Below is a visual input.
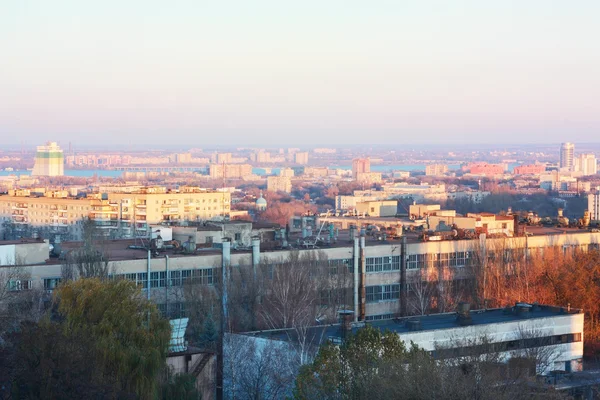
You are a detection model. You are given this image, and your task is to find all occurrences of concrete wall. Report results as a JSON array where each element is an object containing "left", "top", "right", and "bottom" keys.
[{"left": 0, "top": 241, "right": 48, "bottom": 266}]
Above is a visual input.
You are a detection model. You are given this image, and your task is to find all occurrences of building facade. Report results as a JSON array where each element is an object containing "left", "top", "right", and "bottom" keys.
[
  {"left": 266, "top": 176, "right": 292, "bottom": 193},
  {"left": 32, "top": 142, "right": 64, "bottom": 177},
  {"left": 560, "top": 143, "right": 575, "bottom": 171},
  {"left": 352, "top": 158, "right": 370, "bottom": 180},
  {"left": 425, "top": 164, "right": 449, "bottom": 176},
  {"left": 294, "top": 152, "right": 309, "bottom": 165}
]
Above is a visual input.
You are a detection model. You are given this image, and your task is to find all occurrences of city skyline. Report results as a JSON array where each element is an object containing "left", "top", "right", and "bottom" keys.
[{"left": 1, "top": 1, "right": 599, "bottom": 146}]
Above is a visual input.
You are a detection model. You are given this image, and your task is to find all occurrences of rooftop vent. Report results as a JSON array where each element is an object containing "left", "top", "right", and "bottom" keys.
[
  {"left": 407, "top": 319, "right": 422, "bottom": 331},
  {"left": 456, "top": 302, "right": 472, "bottom": 326}
]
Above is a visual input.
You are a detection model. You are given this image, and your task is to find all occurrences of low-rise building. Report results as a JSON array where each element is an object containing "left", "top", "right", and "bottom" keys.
[
  {"left": 355, "top": 200, "right": 397, "bottom": 217},
  {"left": 239, "top": 303, "right": 584, "bottom": 375}
]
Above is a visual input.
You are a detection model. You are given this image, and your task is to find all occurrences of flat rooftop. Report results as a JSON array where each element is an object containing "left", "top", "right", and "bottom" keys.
[{"left": 243, "top": 304, "right": 581, "bottom": 344}]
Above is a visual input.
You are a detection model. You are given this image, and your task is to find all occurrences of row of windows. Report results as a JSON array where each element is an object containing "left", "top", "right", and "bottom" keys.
[
  {"left": 366, "top": 284, "right": 400, "bottom": 303},
  {"left": 407, "top": 252, "right": 473, "bottom": 270},
  {"left": 328, "top": 259, "right": 353, "bottom": 274},
  {"left": 433, "top": 333, "right": 583, "bottom": 360},
  {"left": 366, "top": 256, "right": 401, "bottom": 273},
  {"left": 113, "top": 268, "right": 215, "bottom": 288},
  {"left": 365, "top": 313, "right": 395, "bottom": 321}
]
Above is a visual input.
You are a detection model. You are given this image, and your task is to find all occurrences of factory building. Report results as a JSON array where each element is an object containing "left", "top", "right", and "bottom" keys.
[
  {"left": 238, "top": 303, "right": 584, "bottom": 376},
  {"left": 4, "top": 224, "right": 600, "bottom": 323}
]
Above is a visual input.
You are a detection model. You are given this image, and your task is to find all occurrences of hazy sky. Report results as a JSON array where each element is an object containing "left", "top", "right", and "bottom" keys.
[{"left": 1, "top": 1, "right": 599, "bottom": 148}]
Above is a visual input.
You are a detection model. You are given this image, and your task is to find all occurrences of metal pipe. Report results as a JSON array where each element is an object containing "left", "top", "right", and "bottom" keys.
[
  {"left": 400, "top": 236, "right": 407, "bottom": 316},
  {"left": 165, "top": 255, "right": 169, "bottom": 315},
  {"left": 218, "top": 239, "right": 231, "bottom": 400},
  {"left": 146, "top": 249, "right": 151, "bottom": 301},
  {"left": 252, "top": 236, "right": 260, "bottom": 281},
  {"left": 353, "top": 237, "right": 360, "bottom": 322},
  {"left": 359, "top": 235, "right": 366, "bottom": 321}
]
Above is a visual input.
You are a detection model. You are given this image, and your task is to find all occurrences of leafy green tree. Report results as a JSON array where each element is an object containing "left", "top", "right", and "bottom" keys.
[
  {"left": 294, "top": 325, "right": 566, "bottom": 400},
  {"left": 55, "top": 278, "right": 171, "bottom": 398},
  {"left": 159, "top": 370, "right": 201, "bottom": 400},
  {"left": 199, "top": 312, "right": 219, "bottom": 351}
]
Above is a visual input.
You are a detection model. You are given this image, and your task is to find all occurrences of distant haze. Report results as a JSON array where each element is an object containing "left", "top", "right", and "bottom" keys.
[{"left": 1, "top": 1, "right": 599, "bottom": 147}]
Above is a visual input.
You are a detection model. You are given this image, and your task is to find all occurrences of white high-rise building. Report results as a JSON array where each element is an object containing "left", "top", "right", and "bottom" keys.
[
  {"left": 588, "top": 192, "right": 600, "bottom": 221},
  {"left": 560, "top": 142, "right": 575, "bottom": 171},
  {"left": 576, "top": 153, "right": 597, "bottom": 176},
  {"left": 32, "top": 142, "right": 64, "bottom": 176}
]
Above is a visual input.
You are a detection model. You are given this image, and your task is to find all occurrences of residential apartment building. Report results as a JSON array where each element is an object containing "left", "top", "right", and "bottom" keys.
[
  {"left": 294, "top": 152, "right": 309, "bottom": 165},
  {"left": 32, "top": 142, "right": 64, "bottom": 177},
  {"left": 0, "top": 188, "right": 230, "bottom": 239},
  {"left": 266, "top": 176, "right": 292, "bottom": 193},
  {"left": 425, "top": 164, "right": 448, "bottom": 176},
  {"left": 576, "top": 153, "right": 597, "bottom": 176},
  {"left": 209, "top": 164, "right": 253, "bottom": 179},
  {"left": 279, "top": 168, "right": 295, "bottom": 178},
  {"left": 513, "top": 164, "right": 546, "bottom": 175},
  {"left": 356, "top": 172, "right": 382, "bottom": 183},
  {"left": 352, "top": 158, "right": 370, "bottom": 180},
  {"left": 560, "top": 142, "right": 575, "bottom": 171}
]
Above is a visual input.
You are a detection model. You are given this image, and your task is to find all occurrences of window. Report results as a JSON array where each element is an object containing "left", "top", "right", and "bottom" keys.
[
  {"left": 407, "top": 254, "right": 425, "bottom": 270},
  {"left": 366, "top": 284, "right": 400, "bottom": 302},
  {"left": 7, "top": 280, "right": 33, "bottom": 291},
  {"left": 234, "top": 233, "right": 241, "bottom": 242},
  {"left": 366, "top": 256, "right": 400, "bottom": 273},
  {"left": 43, "top": 278, "right": 62, "bottom": 291},
  {"left": 328, "top": 259, "right": 352, "bottom": 274}
]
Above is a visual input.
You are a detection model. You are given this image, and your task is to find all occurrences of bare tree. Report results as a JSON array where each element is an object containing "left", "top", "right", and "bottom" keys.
[
  {"left": 407, "top": 268, "right": 435, "bottom": 316},
  {"left": 224, "top": 333, "right": 298, "bottom": 400},
  {"left": 61, "top": 219, "right": 112, "bottom": 280}
]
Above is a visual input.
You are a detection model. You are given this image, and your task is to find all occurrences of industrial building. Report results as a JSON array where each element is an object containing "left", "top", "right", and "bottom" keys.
[
  {"left": 238, "top": 303, "right": 583, "bottom": 375},
  {"left": 4, "top": 221, "right": 600, "bottom": 324},
  {"left": 32, "top": 142, "right": 64, "bottom": 177},
  {"left": 354, "top": 200, "right": 397, "bottom": 217}
]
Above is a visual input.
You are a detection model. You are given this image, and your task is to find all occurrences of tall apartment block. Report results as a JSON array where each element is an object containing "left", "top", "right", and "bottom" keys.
[
  {"left": 294, "top": 152, "right": 309, "bottom": 165},
  {"left": 32, "top": 142, "right": 64, "bottom": 177},
  {"left": 352, "top": 158, "right": 370, "bottom": 180},
  {"left": 560, "top": 142, "right": 575, "bottom": 171}
]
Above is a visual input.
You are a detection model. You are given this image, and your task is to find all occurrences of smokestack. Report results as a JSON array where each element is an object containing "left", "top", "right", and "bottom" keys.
[
  {"left": 339, "top": 310, "right": 354, "bottom": 336},
  {"left": 456, "top": 302, "right": 472, "bottom": 326},
  {"left": 251, "top": 236, "right": 260, "bottom": 280}
]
